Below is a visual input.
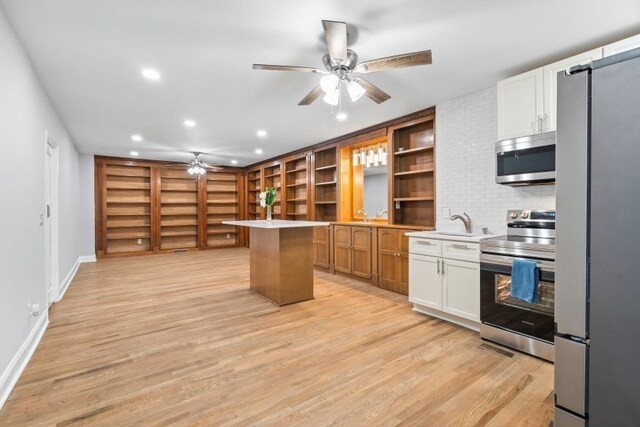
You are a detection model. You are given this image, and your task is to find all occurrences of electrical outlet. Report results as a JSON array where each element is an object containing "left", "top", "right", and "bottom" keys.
[
  {"left": 226, "top": 234, "right": 230, "bottom": 239},
  {"left": 137, "top": 238, "right": 142, "bottom": 244}
]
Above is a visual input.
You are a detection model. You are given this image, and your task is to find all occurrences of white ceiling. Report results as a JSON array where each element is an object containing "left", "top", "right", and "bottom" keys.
[{"left": 2, "top": 0, "right": 639, "bottom": 166}]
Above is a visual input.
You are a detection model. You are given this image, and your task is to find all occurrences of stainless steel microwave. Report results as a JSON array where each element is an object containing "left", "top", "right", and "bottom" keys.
[{"left": 495, "top": 131, "right": 556, "bottom": 186}]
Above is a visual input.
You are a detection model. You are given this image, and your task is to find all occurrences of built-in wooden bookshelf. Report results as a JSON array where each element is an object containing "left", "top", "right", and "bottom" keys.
[
  {"left": 246, "top": 168, "right": 262, "bottom": 220},
  {"left": 104, "top": 164, "right": 152, "bottom": 254},
  {"left": 206, "top": 171, "right": 240, "bottom": 247},
  {"left": 95, "top": 157, "right": 244, "bottom": 258},
  {"left": 388, "top": 116, "right": 435, "bottom": 227},
  {"left": 160, "top": 168, "right": 198, "bottom": 250},
  {"left": 284, "top": 154, "right": 310, "bottom": 220},
  {"left": 313, "top": 146, "right": 338, "bottom": 221},
  {"left": 263, "top": 163, "right": 282, "bottom": 219}
]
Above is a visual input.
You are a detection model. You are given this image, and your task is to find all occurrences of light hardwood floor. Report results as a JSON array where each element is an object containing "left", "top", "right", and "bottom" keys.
[{"left": 0, "top": 248, "right": 554, "bottom": 426}]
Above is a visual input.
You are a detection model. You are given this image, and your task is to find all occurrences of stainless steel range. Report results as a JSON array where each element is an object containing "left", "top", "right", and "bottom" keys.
[{"left": 479, "top": 210, "right": 555, "bottom": 362}]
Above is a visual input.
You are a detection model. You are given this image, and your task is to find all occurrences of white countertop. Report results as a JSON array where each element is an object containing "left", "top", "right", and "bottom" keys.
[
  {"left": 405, "top": 230, "right": 495, "bottom": 243},
  {"left": 223, "top": 220, "right": 331, "bottom": 229}
]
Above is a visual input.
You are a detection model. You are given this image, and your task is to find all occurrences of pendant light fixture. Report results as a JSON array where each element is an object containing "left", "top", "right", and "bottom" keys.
[
  {"left": 351, "top": 143, "right": 388, "bottom": 169},
  {"left": 187, "top": 153, "right": 206, "bottom": 176}
]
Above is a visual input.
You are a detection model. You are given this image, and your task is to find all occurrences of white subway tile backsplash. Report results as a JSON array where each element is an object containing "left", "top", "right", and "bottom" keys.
[{"left": 435, "top": 86, "right": 555, "bottom": 235}]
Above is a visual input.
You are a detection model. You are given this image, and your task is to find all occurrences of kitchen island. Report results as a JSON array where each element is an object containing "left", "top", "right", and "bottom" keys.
[{"left": 223, "top": 220, "right": 331, "bottom": 306}]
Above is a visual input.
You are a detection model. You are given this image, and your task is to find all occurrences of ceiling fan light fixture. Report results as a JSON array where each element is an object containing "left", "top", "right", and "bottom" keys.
[
  {"left": 323, "top": 89, "right": 339, "bottom": 106},
  {"left": 320, "top": 74, "right": 339, "bottom": 93},
  {"left": 347, "top": 80, "right": 365, "bottom": 102}
]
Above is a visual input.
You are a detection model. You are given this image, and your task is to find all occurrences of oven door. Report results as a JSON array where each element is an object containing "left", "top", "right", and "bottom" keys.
[
  {"left": 495, "top": 136, "right": 556, "bottom": 185},
  {"left": 480, "top": 253, "right": 555, "bottom": 343}
]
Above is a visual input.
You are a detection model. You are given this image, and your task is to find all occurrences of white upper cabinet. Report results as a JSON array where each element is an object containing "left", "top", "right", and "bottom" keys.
[
  {"left": 603, "top": 34, "right": 640, "bottom": 57},
  {"left": 497, "top": 68, "right": 544, "bottom": 140},
  {"left": 543, "top": 48, "right": 603, "bottom": 133},
  {"left": 497, "top": 35, "right": 640, "bottom": 141}
]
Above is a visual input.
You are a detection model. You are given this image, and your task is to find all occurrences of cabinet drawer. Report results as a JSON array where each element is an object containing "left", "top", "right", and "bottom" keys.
[
  {"left": 442, "top": 241, "right": 479, "bottom": 262},
  {"left": 409, "top": 238, "right": 442, "bottom": 257}
]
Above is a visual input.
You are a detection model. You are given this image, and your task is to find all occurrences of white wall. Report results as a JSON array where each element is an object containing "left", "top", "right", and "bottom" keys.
[
  {"left": 435, "top": 86, "right": 556, "bottom": 235},
  {"left": 0, "top": 6, "right": 88, "bottom": 407},
  {"left": 78, "top": 154, "right": 95, "bottom": 256}
]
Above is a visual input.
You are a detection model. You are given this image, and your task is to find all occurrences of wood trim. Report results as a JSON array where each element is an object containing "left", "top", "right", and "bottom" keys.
[
  {"left": 150, "top": 167, "right": 161, "bottom": 252},
  {"left": 245, "top": 106, "right": 435, "bottom": 169}
]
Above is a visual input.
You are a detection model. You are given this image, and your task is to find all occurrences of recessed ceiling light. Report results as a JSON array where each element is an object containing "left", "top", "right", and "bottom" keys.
[
  {"left": 141, "top": 67, "right": 161, "bottom": 81},
  {"left": 131, "top": 134, "right": 143, "bottom": 142},
  {"left": 336, "top": 112, "right": 348, "bottom": 121},
  {"left": 130, "top": 151, "right": 139, "bottom": 156},
  {"left": 230, "top": 160, "right": 238, "bottom": 165},
  {"left": 255, "top": 148, "right": 263, "bottom": 155},
  {"left": 256, "top": 129, "right": 267, "bottom": 138},
  {"left": 183, "top": 119, "right": 196, "bottom": 128}
]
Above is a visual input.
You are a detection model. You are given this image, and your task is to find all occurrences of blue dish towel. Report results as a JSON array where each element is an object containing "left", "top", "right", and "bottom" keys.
[{"left": 511, "top": 259, "right": 539, "bottom": 303}]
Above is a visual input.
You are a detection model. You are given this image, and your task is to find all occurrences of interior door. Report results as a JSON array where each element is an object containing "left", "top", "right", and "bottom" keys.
[
  {"left": 377, "top": 228, "right": 399, "bottom": 291},
  {"left": 45, "top": 145, "right": 53, "bottom": 305},
  {"left": 313, "top": 226, "right": 330, "bottom": 269},
  {"left": 351, "top": 226, "right": 372, "bottom": 279},
  {"left": 333, "top": 225, "right": 351, "bottom": 273}
]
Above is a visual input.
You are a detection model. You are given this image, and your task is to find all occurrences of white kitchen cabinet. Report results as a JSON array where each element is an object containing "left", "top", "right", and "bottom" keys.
[
  {"left": 542, "top": 49, "right": 603, "bottom": 132},
  {"left": 408, "top": 254, "right": 441, "bottom": 310},
  {"left": 442, "top": 258, "right": 480, "bottom": 322},
  {"left": 498, "top": 50, "right": 602, "bottom": 140},
  {"left": 408, "top": 236, "right": 482, "bottom": 328},
  {"left": 603, "top": 34, "right": 640, "bottom": 57},
  {"left": 497, "top": 68, "right": 544, "bottom": 140}
]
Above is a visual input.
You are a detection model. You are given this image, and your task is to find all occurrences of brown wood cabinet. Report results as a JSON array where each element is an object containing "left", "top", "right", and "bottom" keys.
[
  {"left": 377, "top": 228, "right": 415, "bottom": 295},
  {"left": 332, "top": 225, "right": 373, "bottom": 279},
  {"left": 313, "top": 226, "right": 331, "bottom": 270}
]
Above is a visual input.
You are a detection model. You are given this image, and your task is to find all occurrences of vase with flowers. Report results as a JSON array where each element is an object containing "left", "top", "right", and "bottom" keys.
[{"left": 259, "top": 187, "right": 277, "bottom": 222}]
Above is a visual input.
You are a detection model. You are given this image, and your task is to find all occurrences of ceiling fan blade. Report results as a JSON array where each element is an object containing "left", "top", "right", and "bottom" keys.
[
  {"left": 253, "top": 64, "right": 327, "bottom": 74},
  {"left": 353, "top": 77, "right": 391, "bottom": 104},
  {"left": 298, "top": 85, "right": 324, "bottom": 106},
  {"left": 357, "top": 50, "right": 432, "bottom": 73},
  {"left": 322, "top": 20, "right": 348, "bottom": 64}
]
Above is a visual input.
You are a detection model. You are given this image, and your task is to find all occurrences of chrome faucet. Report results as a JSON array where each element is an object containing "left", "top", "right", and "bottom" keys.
[
  {"left": 450, "top": 212, "right": 472, "bottom": 234},
  {"left": 376, "top": 209, "right": 388, "bottom": 219},
  {"left": 357, "top": 209, "right": 369, "bottom": 222}
]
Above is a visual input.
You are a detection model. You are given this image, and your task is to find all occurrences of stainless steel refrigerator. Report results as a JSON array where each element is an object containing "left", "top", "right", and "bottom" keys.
[{"left": 555, "top": 48, "right": 640, "bottom": 426}]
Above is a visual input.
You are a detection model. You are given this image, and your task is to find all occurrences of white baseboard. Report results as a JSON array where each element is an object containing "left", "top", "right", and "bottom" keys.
[
  {"left": 56, "top": 254, "right": 96, "bottom": 302},
  {"left": 0, "top": 313, "right": 49, "bottom": 410},
  {"left": 412, "top": 304, "right": 480, "bottom": 332}
]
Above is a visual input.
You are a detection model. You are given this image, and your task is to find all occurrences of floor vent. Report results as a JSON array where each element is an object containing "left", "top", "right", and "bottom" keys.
[
  {"left": 479, "top": 343, "right": 514, "bottom": 358},
  {"left": 173, "top": 248, "right": 189, "bottom": 253}
]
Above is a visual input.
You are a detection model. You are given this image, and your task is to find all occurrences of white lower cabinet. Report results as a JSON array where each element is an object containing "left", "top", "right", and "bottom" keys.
[
  {"left": 441, "top": 258, "right": 480, "bottom": 322},
  {"left": 408, "top": 254, "right": 441, "bottom": 310},
  {"left": 408, "top": 237, "right": 481, "bottom": 328}
]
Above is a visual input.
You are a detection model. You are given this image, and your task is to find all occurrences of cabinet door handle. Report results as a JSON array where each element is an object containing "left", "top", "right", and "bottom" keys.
[
  {"left": 544, "top": 113, "right": 549, "bottom": 131},
  {"left": 451, "top": 244, "right": 469, "bottom": 250},
  {"left": 442, "top": 260, "right": 445, "bottom": 275},
  {"left": 537, "top": 115, "right": 543, "bottom": 133},
  {"left": 437, "top": 259, "right": 441, "bottom": 275},
  {"left": 415, "top": 240, "right": 433, "bottom": 246}
]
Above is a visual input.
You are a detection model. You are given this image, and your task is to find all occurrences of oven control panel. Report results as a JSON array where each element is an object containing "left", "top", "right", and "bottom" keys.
[{"left": 506, "top": 210, "right": 555, "bottom": 222}]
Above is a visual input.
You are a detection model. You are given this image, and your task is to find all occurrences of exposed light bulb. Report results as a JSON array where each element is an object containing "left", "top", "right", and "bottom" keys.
[
  {"left": 347, "top": 80, "right": 366, "bottom": 102},
  {"left": 320, "top": 74, "right": 339, "bottom": 93},
  {"left": 359, "top": 149, "right": 366, "bottom": 165},
  {"left": 336, "top": 112, "right": 347, "bottom": 121},
  {"left": 352, "top": 149, "right": 359, "bottom": 167}
]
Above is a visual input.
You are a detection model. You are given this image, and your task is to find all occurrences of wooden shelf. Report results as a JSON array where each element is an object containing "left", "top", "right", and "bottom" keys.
[
  {"left": 393, "top": 197, "right": 434, "bottom": 202},
  {"left": 315, "top": 164, "right": 337, "bottom": 171},
  {"left": 315, "top": 181, "right": 337, "bottom": 186},
  {"left": 264, "top": 173, "right": 280, "bottom": 178},
  {"left": 287, "top": 198, "right": 306, "bottom": 202},
  {"left": 394, "top": 168, "right": 434, "bottom": 176},
  {"left": 207, "top": 230, "right": 238, "bottom": 236},
  {"left": 286, "top": 167, "right": 307, "bottom": 174},
  {"left": 286, "top": 212, "right": 307, "bottom": 216},
  {"left": 286, "top": 183, "right": 306, "bottom": 188},
  {"left": 315, "top": 201, "right": 337, "bottom": 205},
  {"left": 394, "top": 144, "right": 434, "bottom": 156},
  {"left": 207, "top": 200, "right": 238, "bottom": 204}
]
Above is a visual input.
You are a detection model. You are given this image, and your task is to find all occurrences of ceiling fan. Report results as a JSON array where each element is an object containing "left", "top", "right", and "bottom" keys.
[
  {"left": 165, "top": 152, "right": 221, "bottom": 176},
  {"left": 253, "top": 20, "right": 432, "bottom": 106}
]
